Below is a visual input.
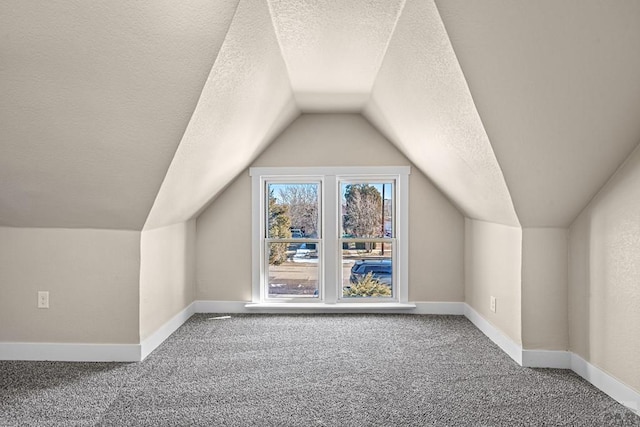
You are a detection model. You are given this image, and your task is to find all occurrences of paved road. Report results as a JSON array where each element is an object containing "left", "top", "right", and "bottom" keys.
[{"left": 267, "top": 260, "right": 355, "bottom": 296}]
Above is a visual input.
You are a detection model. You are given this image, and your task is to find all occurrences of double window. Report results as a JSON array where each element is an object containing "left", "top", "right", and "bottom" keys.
[{"left": 251, "top": 167, "right": 409, "bottom": 304}]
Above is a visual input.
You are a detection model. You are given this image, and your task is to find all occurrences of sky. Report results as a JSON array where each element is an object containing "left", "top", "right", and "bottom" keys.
[{"left": 267, "top": 181, "right": 393, "bottom": 203}]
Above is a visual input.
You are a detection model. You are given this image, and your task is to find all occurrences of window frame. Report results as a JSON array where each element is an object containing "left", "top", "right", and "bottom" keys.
[
  {"left": 263, "top": 178, "right": 323, "bottom": 302},
  {"left": 250, "top": 166, "right": 410, "bottom": 305},
  {"left": 338, "top": 177, "right": 397, "bottom": 303}
]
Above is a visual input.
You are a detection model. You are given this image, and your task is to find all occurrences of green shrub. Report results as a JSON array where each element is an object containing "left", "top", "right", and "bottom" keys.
[{"left": 343, "top": 273, "right": 391, "bottom": 297}]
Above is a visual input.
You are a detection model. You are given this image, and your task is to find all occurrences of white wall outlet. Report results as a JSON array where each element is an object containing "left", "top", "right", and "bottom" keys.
[
  {"left": 490, "top": 296, "right": 497, "bottom": 313},
  {"left": 37, "top": 291, "right": 49, "bottom": 309}
]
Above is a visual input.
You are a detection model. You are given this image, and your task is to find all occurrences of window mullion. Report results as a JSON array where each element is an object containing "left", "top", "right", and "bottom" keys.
[
  {"left": 323, "top": 175, "right": 338, "bottom": 303},
  {"left": 398, "top": 172, "right": 409, "bottom": 303}
]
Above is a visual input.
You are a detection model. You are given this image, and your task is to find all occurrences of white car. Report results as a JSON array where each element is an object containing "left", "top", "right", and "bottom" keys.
[{"left": 294, "top": 243, "right": 317, "bottom": 259}]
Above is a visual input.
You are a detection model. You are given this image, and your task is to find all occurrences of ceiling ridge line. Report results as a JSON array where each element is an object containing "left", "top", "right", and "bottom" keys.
[
  {"left": 429, "top": 0, "right": 521, "bottom": 228},
  {"left": 140, "top": 0, "right": 244, "bottom": 232},
  {"left": 263, "top": 0, "right": 297, "bottom": 100},
  {"left": 568, "top": 138, "right": 640, "bottom": 229},
  {"left": 143, "top": 0, "right": 299, "bottom": 230},
  {"left": 366, "top": 0, "right": 409, "bottom": 107}
]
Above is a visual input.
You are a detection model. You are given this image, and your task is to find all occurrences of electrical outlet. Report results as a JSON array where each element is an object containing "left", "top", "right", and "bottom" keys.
[
  {"left": 490, "top": 296, "right": 496, "bottom": 313},
  {"left": 37, "top": 291, "right": 49, "bottom": 309}
]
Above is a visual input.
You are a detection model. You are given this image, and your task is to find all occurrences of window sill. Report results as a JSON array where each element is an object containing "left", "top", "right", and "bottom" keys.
[{"left": 244, "top": 302, "right": 416, "bottom": 312}]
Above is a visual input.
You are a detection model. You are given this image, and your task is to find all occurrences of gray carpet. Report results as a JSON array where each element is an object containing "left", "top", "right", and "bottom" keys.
[{"left": 1, "top": 314, "right": 638, "bottom": 426}]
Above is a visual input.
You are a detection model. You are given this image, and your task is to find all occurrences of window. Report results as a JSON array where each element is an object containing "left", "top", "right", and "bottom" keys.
[
  {"left": 251, "top": 167, "right": 409, "bottom": 305},
  {"left": 340, "top": 180, "right": 394, "bottom": 300},
  {"left": 265, "top": 181, "right": 321, "bottom": 299}
]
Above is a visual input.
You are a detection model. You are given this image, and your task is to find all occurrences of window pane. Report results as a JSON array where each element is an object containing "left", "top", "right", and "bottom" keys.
[
  {"left": 268, "top": 242, "right": 319, "bottom": 298},
  {"left": 340, "top": 182, "right": 393, "bottom": 238},
  {"left": 267, "top": 183, "right": 320, "bottom": 239},
  {"left": 342, "top": 242, "right": 393, "bottom": 298}
]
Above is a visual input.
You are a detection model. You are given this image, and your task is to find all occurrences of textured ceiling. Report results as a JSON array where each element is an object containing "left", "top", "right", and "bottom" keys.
[
  {"left": 435, "top": 0, "right": 640, "bottom": 227},
  {"left": 2, "top": 0, "right": 640, "bottom": 231},
  {"left": 0, "top": 0, "right": 239, "bottom": 229},
  {"left": 364, "top": 0, "right": 519, "bottom": 226},
  {"left": 143, "top": 0, "right": 298, "bottom": 230},
  {"left": 267, "top": 0, "right": 405, "bottom": 112}
]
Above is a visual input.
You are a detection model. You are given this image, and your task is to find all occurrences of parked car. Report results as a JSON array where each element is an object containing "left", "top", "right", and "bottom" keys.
[
  {"left": 294, "top": 243, "right": 317, "bottom": 259},
  {"left": 349, "top": 259, "right": 392, "bottom": 286},
  {"left": 287, "top": 230, "right": 305, "bottom": 252}
]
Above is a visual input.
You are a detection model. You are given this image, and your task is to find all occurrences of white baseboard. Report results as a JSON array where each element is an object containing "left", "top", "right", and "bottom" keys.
[
  {"left": 194, "top": 300, "right": 250, "bottom": 313},
  {"left": 522, "top": 349, "right": 571, "bottom": 369},
  {"left": 193, "top": 300, "right": 464, "bottom": 315},
  {"left": 0, "top": 302, "right": 198, "bottom": 362},
  {"left": 462, "top": 303, "right": 639, "bottom": 415},
  {"left": 140, "top": 302, "right": 196, "bottom": 360},
  {"left": 463, "top": 304, "right": 522, "bottom": 365},
  {"left": 0, "top": 342, "right": 141, "bottom": 362},
  {"left": 413, "top": 301, "right": 465, "bottom": 315},
  {"left": 245, "top": 302, "right": 417, "bottom": 313},
  {"left": 571, "top": 353, "right": 640, "bottom": 415}
]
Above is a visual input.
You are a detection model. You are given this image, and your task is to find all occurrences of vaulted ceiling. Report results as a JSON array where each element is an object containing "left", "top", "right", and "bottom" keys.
[{"left": 1, "top": 0, "right": 639, "bottom": 231}]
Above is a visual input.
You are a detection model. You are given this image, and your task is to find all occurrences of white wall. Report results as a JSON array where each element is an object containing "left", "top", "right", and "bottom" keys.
[
  {"left": 139, "top": 220, "right": 196, "bottom": 340},
  {"left": 465, "top": 219, "right": 522, "bottom": 344},
  {"left": 521, "top": 227, "right": 568, "bottom": 350},
  {"left": 197, "top": 174, "right": 253, "bottom": 302},
  {"left": 197, "top": 114, "right": 465, "bottom": 302},
  {"left": 0, "top": 227, "right": 140, "bottom": 344},
  {"left": 569, "top": 144, "right": 640, "bottom": 393},
  {"left": 0, "top": 220, "right": 198, "bottom": 347}
]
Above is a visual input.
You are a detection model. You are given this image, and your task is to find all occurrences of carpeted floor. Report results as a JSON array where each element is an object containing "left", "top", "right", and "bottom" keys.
[{"left": 1, "top": 314, "right": 638, "bottom": 426}]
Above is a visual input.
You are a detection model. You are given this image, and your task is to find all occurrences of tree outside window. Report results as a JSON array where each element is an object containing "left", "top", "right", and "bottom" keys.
[
  {"left": 267, "top": 189, "right": 291, "bottom": 265},
  {"left": 343, "top": 184, "right": 383, "bottom": 238}
]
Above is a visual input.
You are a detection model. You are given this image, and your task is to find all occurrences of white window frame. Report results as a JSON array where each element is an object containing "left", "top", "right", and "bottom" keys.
[
  {"left": 337, "top": 176, "right": 397, "bottom": 303},
  {"left": 250, "top": 166, "right": 410, "bottom": 305},
  {"left": 262, "top": 176, "right": 323, "bottom": 302}
]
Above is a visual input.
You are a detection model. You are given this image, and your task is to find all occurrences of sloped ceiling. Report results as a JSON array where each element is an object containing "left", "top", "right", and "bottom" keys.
[
  {"left": 2, "top": 0, "right": 640, "bottom": 231},
  {"left": 364, "top": 0, "right": 519, "bottom": 226},
  {"left": 0, "top": 0, "right": 240, "bottom": 230},
  {"left": 143, "top": 0, "right": 298, "bottom": 230},
  {"left": 267, "top": 0, "right": 405, "bottom": 112},
  {"left": 435, "top": 0, "right": 640, "bottom": 227}
]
